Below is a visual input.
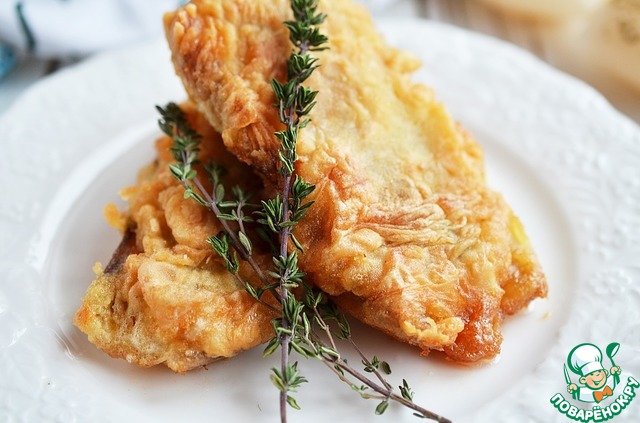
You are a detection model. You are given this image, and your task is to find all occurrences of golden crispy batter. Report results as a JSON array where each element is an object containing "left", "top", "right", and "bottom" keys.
[
  {"left": 165, "top": 0, "right": 547, "bottom": 362},
  {"left": 74, "top": 103, "right": 276, "bottom": 372}
]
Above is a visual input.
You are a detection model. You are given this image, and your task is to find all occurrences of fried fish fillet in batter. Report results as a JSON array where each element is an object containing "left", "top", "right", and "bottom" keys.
[
  {"left": 74, "top": 103, "right": 276, "bottom": 372},
  {"left": 165, "top": 0, "right": 547, "bottom": 362}
]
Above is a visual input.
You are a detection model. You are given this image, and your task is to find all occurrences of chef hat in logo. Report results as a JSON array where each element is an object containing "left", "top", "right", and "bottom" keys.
[{"left": 568, "top": 343, "right": 605, "bottom": 377}]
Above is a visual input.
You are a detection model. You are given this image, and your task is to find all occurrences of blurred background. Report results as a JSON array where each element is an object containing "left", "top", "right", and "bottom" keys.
[{"left": 0, "top": 0, "right": 639, "bottom": 123}]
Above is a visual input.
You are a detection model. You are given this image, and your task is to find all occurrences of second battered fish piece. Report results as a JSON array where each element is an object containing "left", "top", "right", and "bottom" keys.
[
  {"left": 165, "top": 0, "right": 547, "bottom": 362},
  {"left": 74, "top": 103, "right": 276, "bottom": 372}
]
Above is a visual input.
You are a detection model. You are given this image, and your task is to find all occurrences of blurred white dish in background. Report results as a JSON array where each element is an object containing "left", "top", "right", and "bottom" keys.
[
  {"left": 477, "top": 0, "right": 605, "bottom": 21},
  {"left": 585, "top": 0, "right": 640, "bottom": 92}
]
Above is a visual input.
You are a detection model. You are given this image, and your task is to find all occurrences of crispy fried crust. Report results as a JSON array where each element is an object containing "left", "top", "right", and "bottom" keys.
[
  {"left": 74, "top": 103, "right": 276, "bottom": 372},
  {"left": 165, "top": 0, "right": 547, "bottom": 362}
]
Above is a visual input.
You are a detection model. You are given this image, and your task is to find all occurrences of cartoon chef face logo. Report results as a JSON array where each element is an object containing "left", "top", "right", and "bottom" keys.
[
  {"left": 565, "top": 343, "right": 622, "bottom": 403},
  {"left": 550, "top": 342, "right": 639, "bottom": 421}
]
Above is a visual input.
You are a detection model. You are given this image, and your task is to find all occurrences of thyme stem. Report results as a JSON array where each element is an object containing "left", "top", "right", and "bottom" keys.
[
  {"left": 275, "top": 32, "right": 312, "bottom": 423},
  {"left": 278, "top": 174, "right": 293, "bottom": 423},
  {"left": 168, "top": 148, "right": 271, "bottom": 312},
  {"left": 189, "top": 166, "right": 277, "bottom": 300},
  {"left": 303, "top": 307, "right": 451, "bottom": 422},
  {"left": 334, "top": 359, "right": 450, "bottom": 423},
  {"left": 349, "top": 338, "right": 393, "bottom": 391}
]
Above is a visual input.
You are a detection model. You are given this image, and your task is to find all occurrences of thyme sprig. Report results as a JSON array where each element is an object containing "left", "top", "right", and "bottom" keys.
[
  {"left": 156, "top": 1, "right": 450, "bottom": 422},
  {"left": 262, "top": 1, "right": 329, "bottom": 419},
  {"left": 158, "top": 103, "right": 450, "bottom": 422},
  {"left": 156, "top": 103, "right": 279, "bottom": 306}
]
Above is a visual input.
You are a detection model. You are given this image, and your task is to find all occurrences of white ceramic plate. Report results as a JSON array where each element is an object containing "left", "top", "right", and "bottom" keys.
[{"left": 1, "top": 19, "right": 639, "bottom": 423}]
